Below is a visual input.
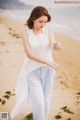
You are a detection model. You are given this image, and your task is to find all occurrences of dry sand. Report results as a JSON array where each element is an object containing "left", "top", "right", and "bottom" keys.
[{"left": 0, "top": 13, "right": 80, "bottom": 120}]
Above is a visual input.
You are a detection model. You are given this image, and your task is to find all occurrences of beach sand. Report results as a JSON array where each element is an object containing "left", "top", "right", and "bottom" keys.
[{"left": 0, "top": 13, "right": 80, "bottom": 120}]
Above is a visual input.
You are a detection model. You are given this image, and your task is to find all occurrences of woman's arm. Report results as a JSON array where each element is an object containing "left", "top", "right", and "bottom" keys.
[
  {"left": 48, "top": 29, "right": 61, "bottom": 50},
  {"left": 21, "top": 29, "right": 58, "bottom": 69}
]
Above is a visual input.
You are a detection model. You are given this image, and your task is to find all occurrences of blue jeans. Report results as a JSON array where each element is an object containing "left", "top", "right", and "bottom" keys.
[{"left": 27, "top": 65, "right": 56, "bottom": 120}]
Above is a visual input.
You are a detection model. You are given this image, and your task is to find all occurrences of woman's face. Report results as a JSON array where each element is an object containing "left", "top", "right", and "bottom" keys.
[{"left": 33, "top": 15, "right": 48, "bottom": 30}]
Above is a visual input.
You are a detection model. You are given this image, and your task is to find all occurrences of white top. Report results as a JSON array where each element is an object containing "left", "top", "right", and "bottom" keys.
[
  {"left": 24, "top": 27, "right": 54, "bottom": 73},
  {"left": 11, "top": 26, "right": 55, "bottom": 118}
]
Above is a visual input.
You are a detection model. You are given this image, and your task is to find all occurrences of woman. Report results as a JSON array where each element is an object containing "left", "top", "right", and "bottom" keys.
[{"left": 10, "top": 6, "right": 61, "bottom": 120}]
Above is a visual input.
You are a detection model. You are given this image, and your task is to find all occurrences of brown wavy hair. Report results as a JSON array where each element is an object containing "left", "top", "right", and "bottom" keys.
[{"left": 26, "top": 6, "right": 51, "bottom": 29}]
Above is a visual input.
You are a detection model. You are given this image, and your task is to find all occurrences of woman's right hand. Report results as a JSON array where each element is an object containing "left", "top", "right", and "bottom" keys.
[{"left": 46, "top": 61, "right": 59, "bottom": 70}]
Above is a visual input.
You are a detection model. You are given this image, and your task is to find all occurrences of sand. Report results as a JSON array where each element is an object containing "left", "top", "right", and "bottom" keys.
[{"left": 0, "top": 13, "right": 80, "bottom": 120}]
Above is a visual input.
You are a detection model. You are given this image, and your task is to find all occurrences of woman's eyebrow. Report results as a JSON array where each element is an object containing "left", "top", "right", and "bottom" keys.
[{"left": 39, "top": 20, "right": 47, "bottom": 22}]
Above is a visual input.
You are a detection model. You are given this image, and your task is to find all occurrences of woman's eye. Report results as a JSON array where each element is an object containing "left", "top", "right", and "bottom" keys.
[
  {"left": 39, "top": 21, "right": 47, "bottom": 23},
  {"left": 39, "top": 21, "right": 43, "bottom": 23}
]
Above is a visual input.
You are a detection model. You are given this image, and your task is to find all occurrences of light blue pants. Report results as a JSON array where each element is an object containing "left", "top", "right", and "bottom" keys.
[{"left": 27, "top": 65, "right": 56, "bottom": 120}]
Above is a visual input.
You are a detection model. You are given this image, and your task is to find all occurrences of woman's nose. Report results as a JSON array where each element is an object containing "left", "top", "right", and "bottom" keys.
[{"left": 42, "top": 22, "right": 46, "bottom": 26}]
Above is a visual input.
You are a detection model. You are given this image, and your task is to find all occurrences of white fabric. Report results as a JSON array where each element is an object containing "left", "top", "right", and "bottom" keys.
[
  {"left": 27, "top": 66, "right": 56, "bottom": 120},
  {"left": 10, "top": 27, "right": 55, "bottom": 119}
]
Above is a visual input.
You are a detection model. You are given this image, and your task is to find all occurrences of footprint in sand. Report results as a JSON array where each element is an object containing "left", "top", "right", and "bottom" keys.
[
  {"left": 75, "top": 92, "right": 80, "bottom": 104},
  {"left": 0, "top": 18, "right": 2, "bottom": 24},
  {"left": 0, "top": 41, "right": 6, "bottom": 46},
  {"left": 5, "top": 51, "right": 10, "bottom": 53},
  {"left": 8, "top": 27, "right": 20, "bottom": 39},
  {"left": 60, "top": 81, "right": 69, "bottom": 88}
]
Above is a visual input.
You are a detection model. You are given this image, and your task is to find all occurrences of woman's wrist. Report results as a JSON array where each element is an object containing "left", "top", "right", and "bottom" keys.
[{"left": 45, "top": 61, "right": 50, "bottom": 66}]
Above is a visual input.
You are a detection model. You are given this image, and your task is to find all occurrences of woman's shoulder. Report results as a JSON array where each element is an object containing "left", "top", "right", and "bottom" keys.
[{"left": 19, "top": 26, "right": 29, "bottom": 40}]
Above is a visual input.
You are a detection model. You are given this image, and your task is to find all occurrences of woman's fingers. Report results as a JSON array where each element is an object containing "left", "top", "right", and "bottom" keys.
[
  {"left": 52, "top": 63, "right": 59, "bottom": 69},
  {"left": 54, "top": 42, "right": 62, "bottom": 50},
  {"left": 54, "top": 42, "right": 61, "bottom": 47},
  {"left": 47, "top": 61, "right": 59, "bottom": 70}
]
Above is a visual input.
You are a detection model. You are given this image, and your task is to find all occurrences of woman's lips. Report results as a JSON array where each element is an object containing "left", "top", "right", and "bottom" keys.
[{"left": 40, "top": 26, "right": 43, "bottom": 28}]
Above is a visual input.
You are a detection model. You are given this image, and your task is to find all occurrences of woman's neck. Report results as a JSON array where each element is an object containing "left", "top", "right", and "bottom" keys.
[{"left": 32, "top": 27, "right": 43, "bottom": 34}]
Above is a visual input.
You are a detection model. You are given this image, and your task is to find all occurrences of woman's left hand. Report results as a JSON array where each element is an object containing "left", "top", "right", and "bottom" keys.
[{"left": 53, "top": 41, "right": 62, "bottom": 50}]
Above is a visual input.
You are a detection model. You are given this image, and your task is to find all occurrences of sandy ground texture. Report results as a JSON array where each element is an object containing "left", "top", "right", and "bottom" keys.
[{"left": 0, "top": 13, "right": 80, "bottom": 120}]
